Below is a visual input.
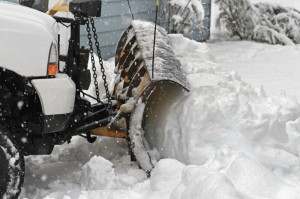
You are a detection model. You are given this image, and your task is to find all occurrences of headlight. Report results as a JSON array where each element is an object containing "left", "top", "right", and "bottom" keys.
[{"left": 47, "top": 43, "right": 58, "bottom": 76}]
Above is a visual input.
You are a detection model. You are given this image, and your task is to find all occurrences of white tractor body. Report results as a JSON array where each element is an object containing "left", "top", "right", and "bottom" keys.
[
  {"left": 0, "top": 1, "right": 76, "bottom": 115},
  {"left": 0, "top": 1, "right": 58, "bottom": 77}
]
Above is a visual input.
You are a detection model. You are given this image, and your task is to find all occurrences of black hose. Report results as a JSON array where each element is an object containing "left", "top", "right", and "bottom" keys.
[
  {"left": 152, "top": 0, "right": 159, "bottom": 79},
  {"left": 127, "top": 0, "right": 134, "bottom": 20}
]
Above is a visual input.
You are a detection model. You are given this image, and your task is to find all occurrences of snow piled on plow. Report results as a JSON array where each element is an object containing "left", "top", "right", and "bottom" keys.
[
  {"left": 21, "top": 35, "right": 300, "bottom": 199},
  {"left": 131, "top": 20, "right": 189, "bottom": 90}
]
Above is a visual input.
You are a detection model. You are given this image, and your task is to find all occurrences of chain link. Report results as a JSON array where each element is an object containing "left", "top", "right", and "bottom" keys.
[
  {"left": 89, "top": 17, "right": 112, "bottom": 109},
  {"left": 86, "top": 19, "right": 101, "bottom": 102},
  {"left": 85, "top": 18, "right": 112, "bottom": 109}
]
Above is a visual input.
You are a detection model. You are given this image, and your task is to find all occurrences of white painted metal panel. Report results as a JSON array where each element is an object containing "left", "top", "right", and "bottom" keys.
[{"left": 31, "top": 74, "right": 76, "bottom": 115}]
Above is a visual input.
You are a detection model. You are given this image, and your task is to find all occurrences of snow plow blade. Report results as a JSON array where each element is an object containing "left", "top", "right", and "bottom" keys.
[{"left": 112, "top": 20, "right": 189, "bottom": 171}]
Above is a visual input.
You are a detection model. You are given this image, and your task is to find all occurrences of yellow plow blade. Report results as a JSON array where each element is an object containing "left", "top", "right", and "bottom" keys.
[
  {"left": 48, "top": 0, "right": 71, "bottom": 16},
  {"left": 112, "top": 20, "right": 189, "bottom": 171}
]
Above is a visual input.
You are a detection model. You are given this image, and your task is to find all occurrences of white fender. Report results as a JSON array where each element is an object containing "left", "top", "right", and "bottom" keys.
[{"left": 31, "top": 74, "right": 76, "bottom": 115}]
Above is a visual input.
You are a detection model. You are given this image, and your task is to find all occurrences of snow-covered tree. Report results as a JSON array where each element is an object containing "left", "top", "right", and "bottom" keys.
[
  {"left": 158, "top": 0, "right": 205, "bottom": 41},
  {"left": 255, "top": 3, "right": 300, "bottom": 44},
  {"left": 215, "top": 0, "right": 259, "bottom": 40},
  {"left": 215, "top": 0, "right": 300, "bottom": 45}
]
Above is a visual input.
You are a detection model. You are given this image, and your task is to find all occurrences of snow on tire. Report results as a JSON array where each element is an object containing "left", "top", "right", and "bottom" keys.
[{"left": 0, "top": 126, "right": 24, "bottom": 199}]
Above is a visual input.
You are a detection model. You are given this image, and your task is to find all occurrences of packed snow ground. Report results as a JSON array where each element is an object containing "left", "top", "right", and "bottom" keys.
[
  {"left": 19, "top": 34, "right": 300, "bottom": 199},
  {"left": 208, "top": 41, "right": 300, "bottom": 98}
]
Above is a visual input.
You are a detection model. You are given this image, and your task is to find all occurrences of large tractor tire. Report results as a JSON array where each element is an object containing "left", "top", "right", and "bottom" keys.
[{"left": 0, "top": 126, "right": 24, "bottom": 199}]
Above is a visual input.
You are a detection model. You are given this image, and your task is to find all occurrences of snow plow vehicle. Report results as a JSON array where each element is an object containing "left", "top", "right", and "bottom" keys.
[{"left": 0, "top": 0, "right": 188, "bottom": 198}]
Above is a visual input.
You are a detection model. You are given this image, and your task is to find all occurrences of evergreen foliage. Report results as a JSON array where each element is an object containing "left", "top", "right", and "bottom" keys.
[
  {"left": 216, "top": 0, "right": 300, "bottom": 45},
  {"left": 158, "top": 0, "right": 206, "bottom": 41}
]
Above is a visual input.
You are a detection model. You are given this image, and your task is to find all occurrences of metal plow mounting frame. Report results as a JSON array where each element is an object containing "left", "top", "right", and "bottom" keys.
[{"left": 112, "top": 20, "right": 189, "bottom": 171}]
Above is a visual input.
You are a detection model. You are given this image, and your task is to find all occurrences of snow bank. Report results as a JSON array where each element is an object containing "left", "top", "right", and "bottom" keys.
[
  {"left": 166, "top": 34, "right": 300, "bottom": 168},
  {"left": 226, "top": 157, "right": 299, "bottom": 199},
  {"left": 152, "top": 34, "right": 300, "bottom": 198}
]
